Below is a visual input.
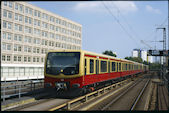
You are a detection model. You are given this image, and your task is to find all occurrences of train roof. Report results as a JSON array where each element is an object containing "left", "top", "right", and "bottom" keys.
[{"left": 47, "top": 49, "right": 146, "bottom": 66}]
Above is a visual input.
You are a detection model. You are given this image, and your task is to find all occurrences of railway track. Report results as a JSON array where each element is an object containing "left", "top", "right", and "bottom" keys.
[
  {"left": 67, "top": 73, "right": 151, "bottom": 111},
  {"left": 4, "top": 73, "right": 150, "bottom": 111},
  {"left": 6, "top": 90, "right": 70, "bottom": 111},
  {"left": 48, "top": 73, "right": 149, "bottom": 111},
  {"left": 87, "top": 76, "right": 150, "bottom": 110},
  {"left": 157, "top": 83, "right": 168, "bottom": 110}
]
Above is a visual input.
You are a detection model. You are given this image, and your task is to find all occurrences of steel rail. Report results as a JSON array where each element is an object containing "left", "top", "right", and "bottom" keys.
[
  {"left": 158, "top": 85, "right": 168, "bottom": 110},
  {"left": 161, "top": 86, "right": 168, "bottom": 108},
  {"left": 48, "top": 78, "right": 133, "bottom": 111},
  {"left": 49, "top": 73, "right": 147, "bottom": 111},
  {"left": 101, "top": 78, "right": 143, "bottom": 110},
  {"left": 130, "top": 79, "right": 150, "bottom": 110}
]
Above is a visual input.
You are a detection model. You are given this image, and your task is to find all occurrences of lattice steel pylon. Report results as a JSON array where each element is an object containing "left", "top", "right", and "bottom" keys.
[{"left": 156, "top": 27, "right": 167, "bottom": 79}]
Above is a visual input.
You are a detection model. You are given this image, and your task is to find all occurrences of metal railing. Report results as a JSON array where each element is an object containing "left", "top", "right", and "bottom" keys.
[{"left": 1, "top": 79, "right": 44, "bottom": 102}]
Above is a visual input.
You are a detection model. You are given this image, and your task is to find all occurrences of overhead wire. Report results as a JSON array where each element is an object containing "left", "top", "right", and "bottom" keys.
[
  {"left": 101, "top": 1, "right": 141, "bottom": 48},
  {"left": 110, "top": 2, "right": 151, "bottom": 49},
  {"left": 110, "top": 2, "right": 167, "bottom": 50}
]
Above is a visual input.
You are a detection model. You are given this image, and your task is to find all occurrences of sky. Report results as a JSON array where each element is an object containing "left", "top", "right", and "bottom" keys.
[{"left": 29, "top": 1, "right": 168, "bottom": 58}]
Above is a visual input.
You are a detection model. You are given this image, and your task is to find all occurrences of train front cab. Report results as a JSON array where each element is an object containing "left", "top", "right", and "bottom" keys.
[{"left": 44, "top": 50, "right": 84, "bottom": 90}]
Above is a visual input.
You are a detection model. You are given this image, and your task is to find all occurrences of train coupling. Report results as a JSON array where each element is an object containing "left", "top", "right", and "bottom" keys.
[{"left": 55, "top": 82, "right": 67, "bottom": 91}]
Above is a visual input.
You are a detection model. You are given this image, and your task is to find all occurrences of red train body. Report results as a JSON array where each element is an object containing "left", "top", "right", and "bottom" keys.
[{"left": 44, "top": 50, "right": 148, "bottom": 93}]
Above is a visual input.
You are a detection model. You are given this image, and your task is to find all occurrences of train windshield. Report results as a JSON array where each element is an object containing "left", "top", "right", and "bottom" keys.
[{"left": 46, "top": 52, "right": 80, "bottom": 75}]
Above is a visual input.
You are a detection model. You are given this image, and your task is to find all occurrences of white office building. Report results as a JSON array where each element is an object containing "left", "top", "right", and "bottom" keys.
[
  {"left": 132, "top": 49, "right": 153, "bottom": 63},
  {"left": 141, "top": 50, "right": 147, "bottom": 62},
  {"left": 1, "top": 1, "right": 82, "bottom": 81}
]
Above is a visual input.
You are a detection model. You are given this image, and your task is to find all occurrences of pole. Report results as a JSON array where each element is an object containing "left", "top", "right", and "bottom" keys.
[{"left": 156, "top": 27, "right": 166, "bottom": 79}]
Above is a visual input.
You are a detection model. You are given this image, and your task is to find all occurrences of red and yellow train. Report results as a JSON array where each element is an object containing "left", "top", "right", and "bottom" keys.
[{"left": 44, "top": 50, "right": 148, "bottom": 95}]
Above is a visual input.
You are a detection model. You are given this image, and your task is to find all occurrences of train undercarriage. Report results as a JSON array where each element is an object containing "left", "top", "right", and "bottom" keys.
[{"left": 45, "top": 72, "right": 143, "bottom": 98}]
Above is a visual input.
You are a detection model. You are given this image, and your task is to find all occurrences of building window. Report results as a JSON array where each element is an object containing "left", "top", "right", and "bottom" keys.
[
  {"left": 25, "top": 7, "right": 28, "bottom": 13},
  {"left": 19, "top": 5, "right": 23, "bottom": 12},
  {"left": 24, "top": 57, "right": 27, "bottom": 62},
  {"left": 19, "top": 25, "right": 22, "bottom": 31},
  {"left": 9, "top": 2, "right": 13, "bottom": 8},
  {"left": 15, "top": 3, "right": 18, "bottom": 10},
  {"left": 7, "top": 44, "right": 11, "bottom": 50},
  {"left": 41, "top": 40, "right": 44, "bottom": 45},
  {"left": 8, "top": 33, "right": 12, "bottom": 40},
  {"left": 3, "top": 21, "right": 7, "bottom": 28},
  {"left": 28, "top": 47, "right": 31, "bottom": 52},
  {"left": 18, "top": 46, "right": 22, "bottom": 51},
  {"left": 3, "top": 10, "right": 7, "bottom": 17},
  {"left": 29, "top": 17, "right": 32, "bottom": 24},
  {"left": 7, "top": 55, "right": 11, "bottom": 61},
  {"left": 14, "top": 56, "right": 17, "bottom": 61},
  {"left": 2, "top": 55, "right": 6, "bottom": 61},
  {"left": 28, "top": 37, "right": 32, "bottom": 43},
  {"left": 4, "top": 1, "right": 7, "bottom": 6},
  {"left": 49, "top": 41, "right": 51, "bottom": 46},
  {"left": 37, "top": 57, "right": 39, "bottom": 62},
  {"left": 14, "top": 34, "right": 22, "bottom": 42},
  {"left": 37, "top": 48, "right": 40, "bottom": 53},
  {"left": 3, "top": 32, "right": 6, "bottom": 39},
  {"left": 38, "top": 11, "right": 41, "bottom": 17},
  {"left": 33, "top": 57, "right": 36, "bottom": 62},
  {"left": 18, "top": 56, "right": 21, "bottom": 61},
  {"left": 8, "top": 12, "right": 12, "bottom": 19},
  {"left": 15, "top": 13, "right": 18, "bottom": 20},
  {"left": 45, "top": 40, "right": 48, "bottom": 45},
  {"left": 29, "top": 8, "right": 33, "bottom": 15},
  {"left": 25, "top": 26, "right": 32, "bottom": 34},
  {"left": 19, "top": 15, "right": 23, "bottom": 21},
  {"left": 8, "top": 22, "right": 12, "bottom": 29},
  {"left": 28, "top": 57, "right": 31, "bottom": 62},
  {"left": 33, "top": 48, "right": 36, "bottom": 53},
  {"left": 2, "top": 43, "right": 6, "bottom": 50},
  {"left": 34, "top": 10, "right": 37, "bottom": 16},
  {"left": 19, "top": 36, "right": 22, "bottom": 41},
  {"left": 41, "top": 49, "right": 44, "bottom": 54},
  {"left": 41, "top": 58, "right": 44, "bottom": 62},
  {"left": 24, "top": 46, "right": 27, "bottom": 52},
  {"left": 14, "top": 45, "right": 17, "bottom": 51},
  {"left": 25, "top": 16, "right": 28, "bottom": 23}
]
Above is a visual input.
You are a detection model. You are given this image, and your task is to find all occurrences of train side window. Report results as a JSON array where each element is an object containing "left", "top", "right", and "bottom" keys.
[
  {"left": 101, "top": 61, "right": 107, "bottom": 72},
  {"left": 108, "top": 61, "right": 110, "bottom": 73},
  {"left": 119, "top": 63, "right": 121, "bottom": 72},
  {"left": 96, "top": 60, "right": 98, "bottom": 74},
  {"left": 126, "top": 64, "right": 127, "bottom": 71},
  {"left": 111, "top": 62, "right": 115, "bottom": 71},
  {"left": 90, "top": 59, "right": 94, "bottom": 73},
  {"left": 116, "top": 62, "right": 118, "bottom": 72}
]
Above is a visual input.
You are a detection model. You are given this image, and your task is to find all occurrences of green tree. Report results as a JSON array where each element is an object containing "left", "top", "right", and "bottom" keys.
[
  {"left": 124, "top": 56, "right": 143, "bottom": 63},
  {"left": 102, "top": 50, "right": 117, "bottom": 57},
  {"left": 149, "top": 63, "right": 161, "bottom": 70}
]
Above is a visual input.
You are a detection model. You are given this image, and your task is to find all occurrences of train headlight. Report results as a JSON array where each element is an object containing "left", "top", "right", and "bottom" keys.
[
  {"left": 72, "top": 83, "right": 80, "bottom": 88},
  {"left": 71, "top": 70, "right": 75, "bottom": 74}
]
